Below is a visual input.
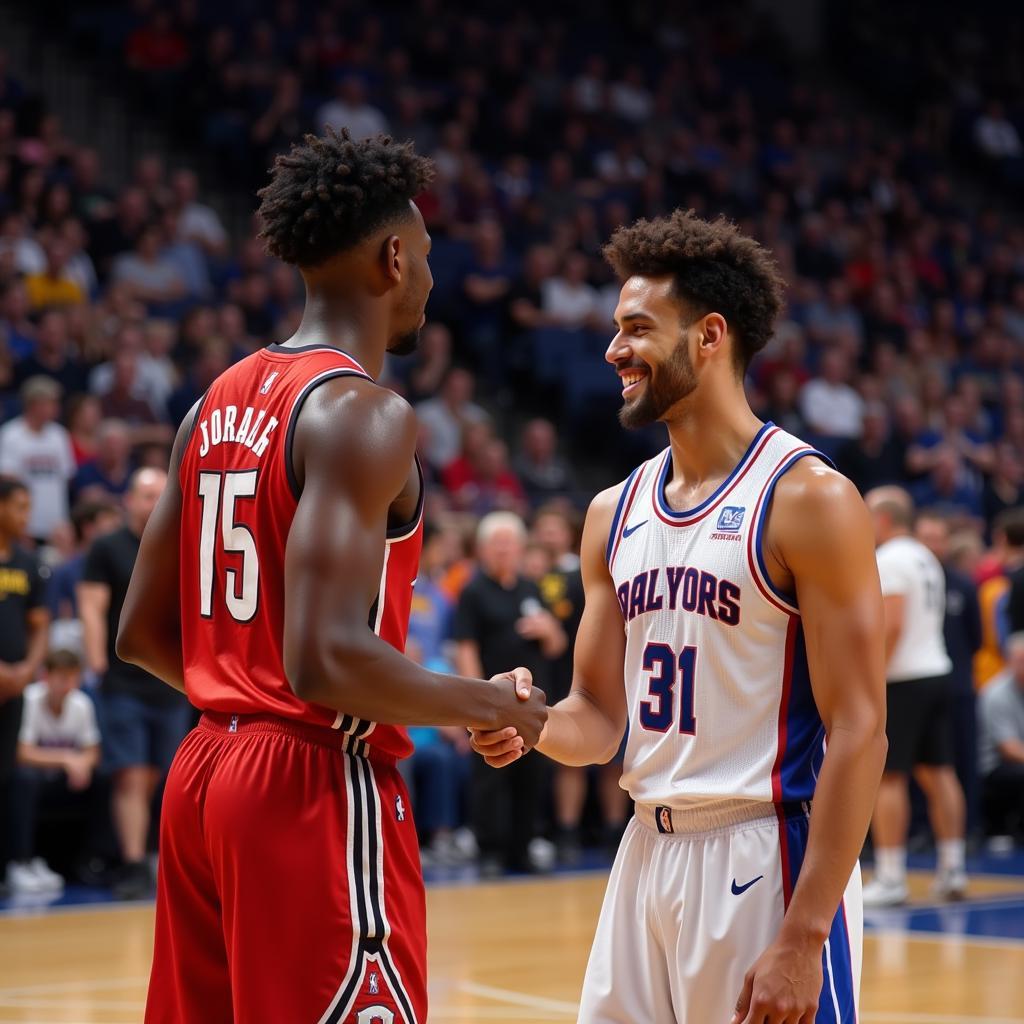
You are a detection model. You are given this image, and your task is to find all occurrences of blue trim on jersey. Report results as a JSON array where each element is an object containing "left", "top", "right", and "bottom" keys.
[
  {"left": 655, "top": 421, "right": 774, "bottom": 520},
  {"left": 754, "top": 448, "right": 835, "bottom": 609},
  {"left": 781, "top": 815, "right": 857, "bottom": 1023},
  {"left": 606, "top": 465, "right": 642, "bottom": 565},
  {"left": 781, "top": 623, "right": 827, "bottom": 803}
]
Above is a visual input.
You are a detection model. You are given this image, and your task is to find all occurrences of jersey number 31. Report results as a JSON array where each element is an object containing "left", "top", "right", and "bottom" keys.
[{"left": 639, "top": 642, "right": 697, "bottom": 734}]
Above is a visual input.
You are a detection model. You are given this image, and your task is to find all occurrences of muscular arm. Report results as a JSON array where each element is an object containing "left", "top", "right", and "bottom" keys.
[
  {"left": 531, "top": 486, "right": 628, "bottom": 767},
  {"left": 282, "top": 379, "right": 543, "bottom": 736},
  {"left": 115, "top": 406, "right": 197, "bottom": 693},
  {"left": 77, "top": 583, "right": 110, "bottom": 676},
  {"left": 768, "top": 462, "right": 888, "bottom": 948},
  {"left": 882, "top": 594, "right": 905, "bottom": 667}
]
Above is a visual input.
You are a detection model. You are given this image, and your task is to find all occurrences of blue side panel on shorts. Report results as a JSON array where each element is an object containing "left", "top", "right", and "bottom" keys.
[
  {"left": 780, "top": 624, "right": 826, "bottom": 803},
  {"left": 781, "top": 814, "right": 857, "bottom": 1024}
]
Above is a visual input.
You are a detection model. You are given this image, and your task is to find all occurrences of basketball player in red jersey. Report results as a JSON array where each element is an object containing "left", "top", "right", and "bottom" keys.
[{"left": 116, "top": 129, "right": 547, "bottom": 1024}]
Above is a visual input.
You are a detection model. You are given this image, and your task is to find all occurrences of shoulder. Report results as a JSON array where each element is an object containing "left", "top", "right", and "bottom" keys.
[
  {"left": 23, "top": 681, "right": 44, "bottom": 704},
  {"left": 770, "top": 455, "right": 862, "bottom": 516}
]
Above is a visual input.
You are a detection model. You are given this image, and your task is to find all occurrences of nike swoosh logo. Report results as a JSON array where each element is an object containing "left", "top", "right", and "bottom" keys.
[
  {"left": 731, "top": 875, "right": 763, "bottom": 895},
  {"left": 622, "top": 520, "right": 648, "bottom": 538}
]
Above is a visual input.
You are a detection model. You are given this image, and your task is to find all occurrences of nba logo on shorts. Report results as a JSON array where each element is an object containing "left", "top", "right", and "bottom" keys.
[
  {"left": 369, "top": 972, "right": 379, "bottom": 995},
  {"left": 656, "top": 806, "right": 674, "bottom": 834},
  {"left": 716, "top": 506, "right": 745, "bottom": 531},
  {"left": 395, "top": 795, "right": 406, "bottom": 822},
  {"left": 259, "top": 371, "right": 279, "bottom": 395}
]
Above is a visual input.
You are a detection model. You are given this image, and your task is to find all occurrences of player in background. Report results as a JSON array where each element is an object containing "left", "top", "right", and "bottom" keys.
[
  {"left": 116, "top": 129, "right": 546, "bottom": 1024},
  {"left": 472, "top": 210, "right": 887, "bottom": 1024},
  {"left": 863, "top": 488, "right": 966, "bottom": 906}
]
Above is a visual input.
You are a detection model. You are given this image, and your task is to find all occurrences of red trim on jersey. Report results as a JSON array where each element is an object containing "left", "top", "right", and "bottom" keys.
[
  {"left": 651, "top": 427, "right": 780, "bottom": 528},
  {"left": 608, "top": 464, "right": 648, "bottom": 572}
]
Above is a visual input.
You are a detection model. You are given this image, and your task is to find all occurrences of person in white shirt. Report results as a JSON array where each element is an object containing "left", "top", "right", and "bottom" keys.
[
  {"left": 799, "top": 347, "right": 864, "bottom": 439},
  {"left": 315, "top": 76, "right": 389, "bottom": 140},
  {"left": 8, "top": 647, "right": 101, "bottom": 894},
  {"left": 0, "top": 377, "right": 75, "bottom": 541},
  {"left": 864, "top": 487, "right": 966, "bottom": 906}
]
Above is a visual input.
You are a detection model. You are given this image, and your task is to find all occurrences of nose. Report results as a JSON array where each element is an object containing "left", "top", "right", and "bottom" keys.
[{"left": 605, "top": 331, "right": 629, "bottom": 366}]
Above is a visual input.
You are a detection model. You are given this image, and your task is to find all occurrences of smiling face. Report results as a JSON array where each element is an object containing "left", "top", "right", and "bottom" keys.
[{"left": 607, "top": 275, "right": 699, "bottom": 429}]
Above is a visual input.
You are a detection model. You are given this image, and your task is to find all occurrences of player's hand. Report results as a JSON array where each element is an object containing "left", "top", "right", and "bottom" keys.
[
  {"left": 470, "top": 668, "right": 547, "bottom": 766},
  {"left": 731, "top": 935, "right": 823, "bottom": 1024}
]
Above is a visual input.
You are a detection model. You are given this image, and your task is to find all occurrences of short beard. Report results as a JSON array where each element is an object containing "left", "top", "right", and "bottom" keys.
[
  {"left": 388, "top": 329, "right": 421, "bottom": 357},
  {"left": 619, "top": 339, "right": 698, "bottom": 429}
]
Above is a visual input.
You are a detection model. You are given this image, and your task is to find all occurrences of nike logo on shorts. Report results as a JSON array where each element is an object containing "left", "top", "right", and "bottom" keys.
[{"left": 731, "top": 875, "right": 763, "bottom": 895}]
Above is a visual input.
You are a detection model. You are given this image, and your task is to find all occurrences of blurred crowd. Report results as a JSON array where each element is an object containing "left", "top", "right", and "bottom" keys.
[{"left": 0, "top": 0, "right": 1023, "bottom": 894}]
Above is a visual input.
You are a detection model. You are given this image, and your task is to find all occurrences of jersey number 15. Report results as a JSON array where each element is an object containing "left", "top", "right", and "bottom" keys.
[{"left": 197, "top": 470, "right": 260, "bottom": 622}]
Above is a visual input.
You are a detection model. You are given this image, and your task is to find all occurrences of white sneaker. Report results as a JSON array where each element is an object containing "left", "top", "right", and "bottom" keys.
[
  {"left": 932, "top": 869, "right": 967, "bottom": 901},
  {"left": 6, "top": 861, "right": 50, "bottom": 895},
  {"left": 862, "top": 876, "right": 908, "bottom": 907},
  {"left": 28, "top": 857, "right": 64, "bottom": 892}
]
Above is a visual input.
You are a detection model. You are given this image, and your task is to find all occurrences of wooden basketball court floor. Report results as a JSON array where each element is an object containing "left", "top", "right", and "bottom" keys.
[{"left": 1, "top": 870, "right": 1023, "bottom": 1023}]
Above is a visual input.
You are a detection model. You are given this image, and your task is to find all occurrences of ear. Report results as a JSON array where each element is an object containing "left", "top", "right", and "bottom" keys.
[
  {"left": 697, "top": 312, "right": 727, "bottom": 359},
  {"left": 382, "top": 234, "right": 402, "bottom": 286}
]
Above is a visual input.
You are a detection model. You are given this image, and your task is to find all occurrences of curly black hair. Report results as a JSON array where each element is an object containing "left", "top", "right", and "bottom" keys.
[
  {"left": 257, "top": 128, "right": 435, "bottom": 268},
  {"left": 603, "top": 209, "right": 786, "bottom": 372}
]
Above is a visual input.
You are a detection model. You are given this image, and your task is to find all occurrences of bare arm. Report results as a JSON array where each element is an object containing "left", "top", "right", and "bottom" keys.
[
  {"left": 475, "top": 485, "right": 627, "bottom": 768},
  {"left": 882, "top": 593, "right": 905, "bottom": 667},
  {"left": 116, "top": 407, "right": 197, "bottom": 693},
  {"left": 282, "top": 378, "right": 545, "bottom": 740},
  {"left": 18, "top": 606, "right": 50, "bottom": 685},
  {"left": 77, "top": 583, "right": 110, "bottom": 676},
  {"left": 998, "top": 738, "right": 1024, "bottom": 765},
  {"left": 734, "top": 461, "right": 887, "bottom": 1023}
]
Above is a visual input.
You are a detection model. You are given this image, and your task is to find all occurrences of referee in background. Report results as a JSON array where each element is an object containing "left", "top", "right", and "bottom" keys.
[{"left": 863, "top": 487, "right": 967, "bottom": 907}]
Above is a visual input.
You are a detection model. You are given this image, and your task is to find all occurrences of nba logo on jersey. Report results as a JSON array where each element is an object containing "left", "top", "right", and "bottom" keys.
[
  {"left": 395, "top": 795, "right": 406, "bottom": 822},
  {"left": 259, "top": 371, "right": 279, "bottom": 395},
  {"left": 716, "top": 506, "right": 746, "bottom": 531},
  {"left": 655, "top": 806, "right": 674, "bottom": 834}
]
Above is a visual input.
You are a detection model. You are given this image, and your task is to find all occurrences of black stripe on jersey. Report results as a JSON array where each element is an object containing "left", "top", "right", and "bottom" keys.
[
  {"left": 385, "top": 456, "right": 425, "bottom": 540},
  {"left": 283, "top": 368, "right": 372, "bottom": 499},
  {"left": 352, "top": 719, "right": 373, "bottom": 738},
  {"left": 181, "top": 391, "right": 211, "bottom": 456},
  {"left": 267, "top": 343, "right": 365, "bottom": 359},
  {"left": 367, "top": 597, "right": 380, "bottom": 632}
]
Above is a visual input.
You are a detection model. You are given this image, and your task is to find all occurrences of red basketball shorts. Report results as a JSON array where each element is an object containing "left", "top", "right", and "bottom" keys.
[{"left": 145, "top": 712, "right": 427, "bottom": 1024}]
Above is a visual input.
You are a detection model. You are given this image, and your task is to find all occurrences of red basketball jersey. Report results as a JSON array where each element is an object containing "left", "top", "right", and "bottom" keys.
[{"left": 178, "top": 343, "right": 422, "bottom": 759}]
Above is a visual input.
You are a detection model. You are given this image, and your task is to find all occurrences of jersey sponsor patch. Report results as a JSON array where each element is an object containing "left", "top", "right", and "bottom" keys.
[{"left": 716, "top": 506, "right": 746, "bottom": 531}]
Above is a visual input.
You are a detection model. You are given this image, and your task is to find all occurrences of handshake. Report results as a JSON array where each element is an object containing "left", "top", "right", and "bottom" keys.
[{"left": 468, "top": 667, "right": 548, "bottom": 768}]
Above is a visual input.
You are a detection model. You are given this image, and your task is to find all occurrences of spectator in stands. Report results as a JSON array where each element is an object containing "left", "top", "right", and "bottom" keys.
[
  {"left": 0, "top": 377, "right": 74, "bottom": 543},
  {"left": 14, "top": 309, "right": 87, "bottom": 395},
  {"left": 110, "top": 224, "right": 188, "bottom": 315},
  {"left": 315, "top": 75, "right": 388, "bottom": 140},
  {"left": 0, "top": 476, "right": 50, "bottom": 890},
  {"left": 979, "top": 633, "right": 1024, "bottom": 839},
  {"left": 838, "top": 403, "right": 908, "bottom": 495},
  {"left": 415, "top": 366, "right": 488, "bottom": 472},
  {"left": 78, "top": 468, "right": 190, "bottom": 900},
  {"left": 0, "top": 211, "right": 44, "bottom": 276},
  {"left": 170, "top": 169, "right": 227, "bottom": 259},
  {"left": 23, "top": 236, "right": 85, "bottom": 312},
  {"left": 72, "top": 419, "right": 133, "bottom": 503},
  {"left": 916, "top": 510, "right": 983, "bottom": 840},
  {"left": 442, "top": 425, "right": 527, "bottom": 517},
  {"left": 513, "top": 418, "right": 574, "bottom": 508},
  {"left": 0, "top": 278, "right": 35, "bottom": 359},
  {"left": 400, "top": 322, "right": 452, "bottom": 405},
  {"left": 453, "top": 512, "right": 565, "bottom": 875},
  {"left": 911, "top": 447, "right": 983, "bottom": 522},
  {"left": 984, "top": 442, "right": 1024, "bottom": 530},
  {"left": 461, "top": 219, "right": 513, "bottom": 356},
  {"left": 799, "top": 347, "right": 864, "bottom": 442},
  {"left": 542, "top": 252, "right": 601, "bottom": 330},
  {"left": 760, "top": 367, "right": 810, "bottom": 440},
  {"left": 47, "top": 498, "right": 120, "bottom": 623},
  {"left": 8, "top": 648, "right": 101, "bottom": 894}
]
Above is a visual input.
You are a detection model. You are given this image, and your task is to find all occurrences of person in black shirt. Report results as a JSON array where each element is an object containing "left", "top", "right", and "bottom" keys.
[
  {"left": 78, "top": 468, "right": 191, "bottom": 899},
  {"left": 453, "top": 512, "right": 565, "bottom": 875},
  {"left": 916, "top": 511, "right": 983, "bottom": 838},
  {"left": 0, "top": 475, "right": 50, "bottom": 881}
]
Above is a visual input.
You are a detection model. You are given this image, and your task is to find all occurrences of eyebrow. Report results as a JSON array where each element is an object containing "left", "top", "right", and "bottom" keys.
[{"left": 612, "top": 310, "right": 656, "bottom": 327}]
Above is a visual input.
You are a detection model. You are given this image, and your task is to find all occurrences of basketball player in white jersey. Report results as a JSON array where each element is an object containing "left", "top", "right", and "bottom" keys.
[
  {"left": 472, "top": 210, "right": 887, "bottom": 1023},
  {"left": 862, "top": 487, "right": 966, "bottom": 907}
]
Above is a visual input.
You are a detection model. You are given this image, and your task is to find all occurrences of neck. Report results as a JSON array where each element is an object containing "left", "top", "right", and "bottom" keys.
[
  {"left": 662, "top": 381, "right": 763, "bottom": 493},
  {"left": 286, "top": 282, "right": 389, "bottom": 379}
]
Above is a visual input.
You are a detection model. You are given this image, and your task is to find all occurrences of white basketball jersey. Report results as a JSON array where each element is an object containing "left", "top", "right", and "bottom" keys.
[{"left": 607, "top": 422, "right": 830, "bottom": 812}]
